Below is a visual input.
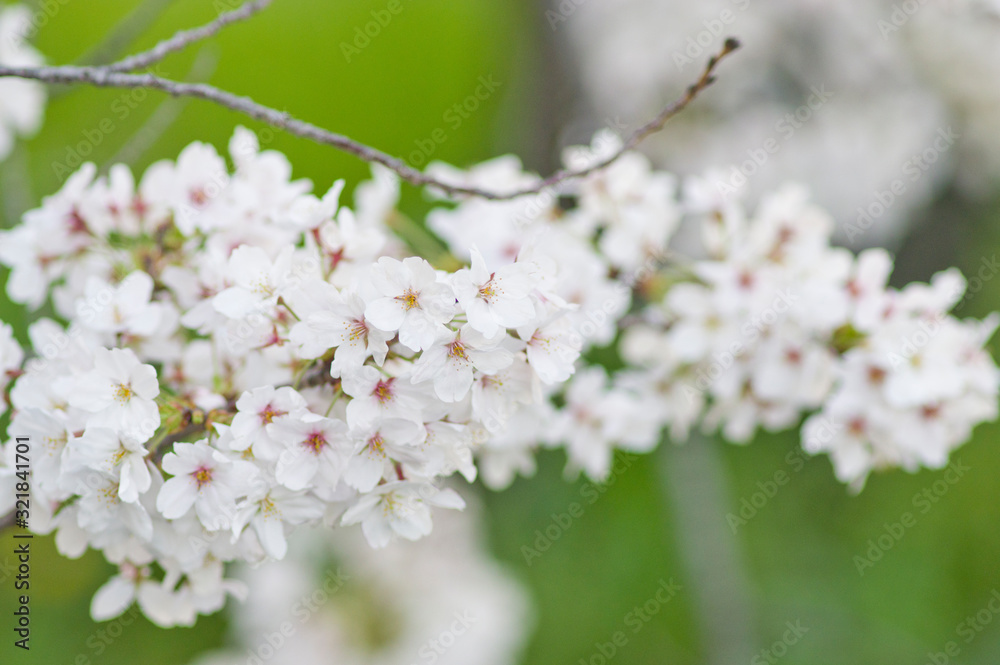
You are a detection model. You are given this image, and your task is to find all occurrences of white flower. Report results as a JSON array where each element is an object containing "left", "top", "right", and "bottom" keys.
[
  {"left": 663, "top": 282, "right": 741, "bottom": 363},
  {"left": 410, "top": 324, "right": 514, "bottom": 402},
  {"left": 315, "top": 206, "right": 386, "bottom": 281},
  {"left": 415, "top": 421, "right": 478, "bottom": 482},
  {"left": 156, "top": 441, "right": 259, "bottom": 530},
  {"left": 141, "top": 141, "right": 229, "bottom": 235},
  {"left": 231, "top": 482, "right": 324, "bottom": 559},
  {"left": 343, "top": 418, "right": 426, "bottom": 492},
  {"left": 64, "top": 427, "right": 151, "bottom": 503},
  {"left": 364, "top": 256, "right": 456, "bottom": 352},
  {"left": 549, "top": 367, "right": 658, "bottom": 480},
  {"left": 471, "top": 354, "right": 534, "bottom": 433},
  {"left": 70, "top": 348, "right": 161, "bottom": 441},
  {"left": 288, "top": 281, "right": 391, "bottom": 375},
  {"left": 520, "top": 317, "right": 581, "bottom": 384},
  {"left": 341, "top": 365, "right": 424, "bottom": 429},
  {"left": 452, "top": 247, "right": 537, "bottom": 337},
  {"left": 62, "top": 466, "right": 154, "bottom": 541},
  {"left": 7, "top": 408, "right": 70, "bottom": 497},
  {"left": 279, "top": 178, "right": 345, "bottom": 231},
  {"left": 269, "top": 413, "right": 350, "bottom": 491},
  {"left": 0, "top": 164, "right": 95, "bottom": 308},
  {"left": 78, "top": 164, "right": 147, "bottom": 237},
  {"left": 340, "top": 480, "right": 465, "bottom": 548},
  {"left": 213, "top": 245, "right": 295, "bottom": 319},
  {"left": 230, "top": 386, "right": 309, "bottom": 460},
  {"left": 76, "top": 271, "right": 164, "bottom": 337},
  {"left": 749, "top": 332, "right": 836, "bottom": 408},
  {"left": 90, "top": 564, "right": 156, "bottom": 622}
]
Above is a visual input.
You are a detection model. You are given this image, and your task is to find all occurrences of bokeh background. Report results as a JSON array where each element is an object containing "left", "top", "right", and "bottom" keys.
[{"left": 2, "top": 1, "right": 1000, "bottom": 664}]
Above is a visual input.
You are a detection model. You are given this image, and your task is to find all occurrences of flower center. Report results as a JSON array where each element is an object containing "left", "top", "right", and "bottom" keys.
[
  {"left": 114, "top": 382, "right": 134, "bottom": 405},
  {"left": 373, "top": 379, "right": 394, "bottom": 404},
  {"left": 478, "top": 274, "right": 498, "bottom": 303},
  {"left": 259, "top": 404, "right": 285, "bottom": 425},
  {"left": 448, "top": 340, "right": 469, "bottom": 361},
  {"left": 111, "top": 447, "right": 129, "bottom": 467},
  {"left": 304, "top": 432, "right": 327, "bottom": 454},
  {"left": 921, "top": 404, "right": 941, "bottom": 420},
  {"left": 251, "top": 278, "right": 274, "bottom": 297},
  {"left": 261, "top": 496, "right": 278, "bottom": 518},
  {"left": 398, "top": 288, "right": 420, "bottom": 310},
  {"left": 348, "top": 319, "right": 368, "bottom": 342},
  {"left": 99, "top": 483, "right": 119, "bottom": 504},
  {"left": 367, "top": 434, "right": 386, "bottom": 458},
  {"left": 189, "top": 187, "right": 209, "bottom": 206},
  {"left": 192, "top": 466, "right": 213, "bottom": 488}
]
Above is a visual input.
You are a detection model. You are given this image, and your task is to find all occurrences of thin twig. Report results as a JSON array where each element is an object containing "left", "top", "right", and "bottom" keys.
[
  {"left": 106, "top": 0, "right": 273, "bottom": 73},
  {"left": 0, "top": 20, "right": 738, "bottom": 199}
]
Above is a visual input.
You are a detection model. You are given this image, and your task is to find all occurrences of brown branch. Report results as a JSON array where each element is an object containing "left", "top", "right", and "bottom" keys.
[{"left": 0, "top": 14, "right": 739, "bottom": 200}]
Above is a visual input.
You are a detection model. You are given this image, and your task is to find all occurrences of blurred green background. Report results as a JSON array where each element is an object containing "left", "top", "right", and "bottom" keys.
[{"left": 2, "top": 1, "right": 1000, "bottom": 664}]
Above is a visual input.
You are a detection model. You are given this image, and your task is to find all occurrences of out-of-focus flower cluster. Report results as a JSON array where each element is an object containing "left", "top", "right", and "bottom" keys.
[
  {"left": 0, "top": 4, "right": 46, "bottom": 161},
  {"left": 564, "top": 0, "right": 1000, "bottom": 246},
  {"left": 428, "top": 132, "right": 999, "bottom": 490},
  {"left": 191, "top": 500, "right": 530, "bottom": 665},
  {"left": 0, "top": 125, "right": 995, "bottom": 627}
]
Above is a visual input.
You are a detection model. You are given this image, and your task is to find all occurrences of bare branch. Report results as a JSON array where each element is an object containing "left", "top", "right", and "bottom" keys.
[
  {"left": 106, "top": 0, "right": 273, "bottom": 73},
  {"left": 501, "top": 37, "right": 742, "bottom": 200},
  {"left": 0, "top": 38, "right": 739, "bottom": 200}
]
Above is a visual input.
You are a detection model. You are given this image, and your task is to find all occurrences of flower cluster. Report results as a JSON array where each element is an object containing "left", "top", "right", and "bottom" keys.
[
  {"left": 0, "top": 127, "right": 579, "bottom": 626},
  {"left": 0, "top": 4, "right": 46, "bottom": 161},
  {"left": 0, "top": 125, "right": 996, "bottom": 628}
]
